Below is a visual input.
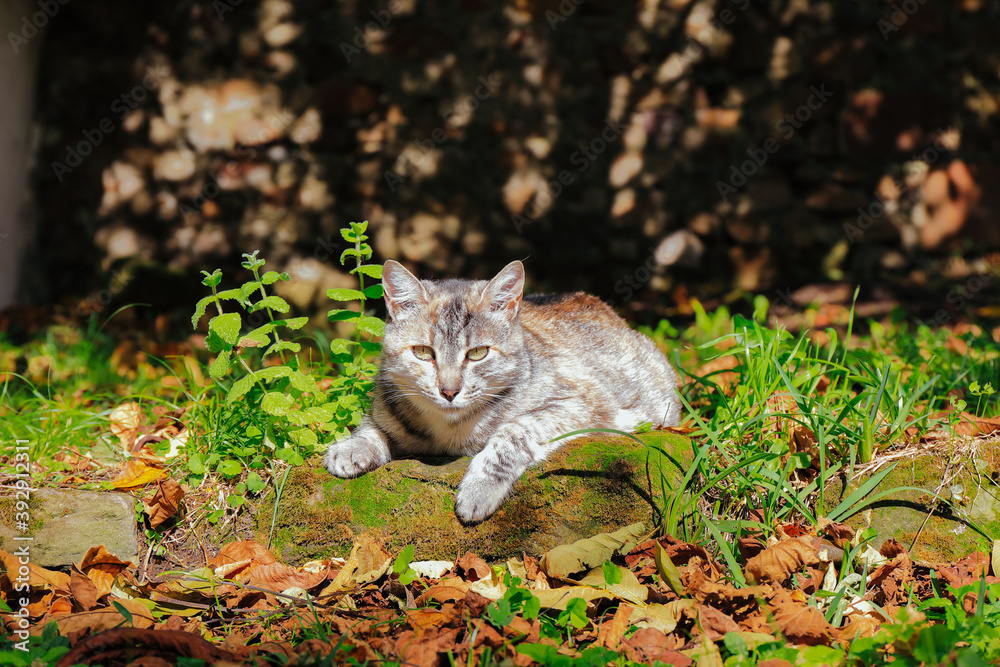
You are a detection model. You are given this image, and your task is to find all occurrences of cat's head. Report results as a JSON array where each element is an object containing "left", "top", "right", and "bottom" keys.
[{"left": 377, "top": 260, "right": 527, "bottom": 418}]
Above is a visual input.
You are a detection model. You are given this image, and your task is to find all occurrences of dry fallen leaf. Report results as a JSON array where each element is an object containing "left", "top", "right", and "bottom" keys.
[
  {"left": 745, "top": 536, "right": 821, "bottom": 584},
  {"left": 144, "top": 478, "right": 185, "bottom": 529},
  {"left": 771, "top": 595, "right": 834, "bottom": 646},
  {"left": 109, "top": 401, "right": 143, "bottom": 443},
  {"left": 540, "top": 522, "right": 646, "bottom": 579},
  {"left": 248, "top": 562, "right": 329, "bottom": 592},
  {"left": 0, "top": 548, "right": 71, "bottom": 591},
  {"left": 110, "top": 458, "right": 167, "bottom": 489},
  {"left": 457, "top": 552, "right": 491, "bottom": 582},
  {"left": 212, "top": 540, "right": 278, "bottom": 570}
]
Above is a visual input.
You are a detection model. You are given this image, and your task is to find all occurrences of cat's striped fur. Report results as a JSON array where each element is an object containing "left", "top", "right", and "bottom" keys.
[{"left": 323, "top": 260, "right": 681, "bottom": 524}]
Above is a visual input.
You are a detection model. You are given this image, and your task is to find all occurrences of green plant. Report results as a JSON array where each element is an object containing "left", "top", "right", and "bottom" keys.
[
  {"left": 188, "top": 221, "right": 385, "bottom": 542},
  {"left": 0, "top": 621, "right": 70, "bottom": 666}
]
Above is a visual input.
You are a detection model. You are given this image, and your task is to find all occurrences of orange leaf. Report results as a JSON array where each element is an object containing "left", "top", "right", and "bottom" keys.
[
  {"left": 111, "top": 459, "right": 166, "bottom": 489},
  {"left": 0, "top": 548, "right": 71, "bottom": 591},
  {"left": 78, "top": 545, "right": 133, "bottom": 598}
]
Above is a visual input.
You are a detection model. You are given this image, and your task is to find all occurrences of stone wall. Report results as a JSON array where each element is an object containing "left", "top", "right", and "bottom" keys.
[{"left": 18, "top": 0, "right": 1000, "bottom": 318}]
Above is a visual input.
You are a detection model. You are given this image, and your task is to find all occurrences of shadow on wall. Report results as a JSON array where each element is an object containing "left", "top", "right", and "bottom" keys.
[{"left": 0, "top": 0, "right": 44, "bottom": 310}]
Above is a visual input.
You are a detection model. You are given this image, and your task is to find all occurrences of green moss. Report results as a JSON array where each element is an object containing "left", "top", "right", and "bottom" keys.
[
  {"left": 259, "top": 432, "right": 693, "bottom": 564},
  {"left": 825, "top": 452, "right": 998, "bottom": 562},
  {"left": 0, "top": 491, "right": 43, "bottom": 532}
]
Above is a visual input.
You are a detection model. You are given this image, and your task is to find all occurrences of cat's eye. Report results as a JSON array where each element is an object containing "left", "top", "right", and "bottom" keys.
[
  {"left": 466, "top": 346, "right": 489, "bottom": 361},
  {"left": 412, "top": 345, "right": 435, "bottom": 361}
]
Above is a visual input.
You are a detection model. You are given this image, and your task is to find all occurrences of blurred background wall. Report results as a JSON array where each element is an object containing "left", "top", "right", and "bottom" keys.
[{"left": 5, "top": 0, "right": 1000, "bottom": 327}]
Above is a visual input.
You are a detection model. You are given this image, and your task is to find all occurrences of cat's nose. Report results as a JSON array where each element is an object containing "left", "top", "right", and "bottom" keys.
[{"left": 439, "top": 387, "right": 460, "bottom": 402}]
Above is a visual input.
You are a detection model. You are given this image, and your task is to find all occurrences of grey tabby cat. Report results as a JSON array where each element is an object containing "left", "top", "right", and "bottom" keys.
[{"left": 323, "top": 259, "right": 681, "bottom": 524}]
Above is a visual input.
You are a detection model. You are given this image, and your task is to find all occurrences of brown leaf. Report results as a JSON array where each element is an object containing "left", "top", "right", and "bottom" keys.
[
  {"left": 686, "top": 568, "right": 772, "bottom": 607},
  {"left": 78, "top": 545, "right": 133, "bottom": 598},
  {"left": 953, "top": 411, "right": 1000, "bottom": 437},
  {"left": 697, "top": 604, "right": 741, "bottom": 640},
  {"left": 247, "top": 562, "right": 329, "bottom": 592},
  {"left": 596, "top": 604, "right": 633, "bottom": 649},
  {"left": 836, "top": 613, "right": 882, "bottom": 641},
  {"left": 745, "top": 536, "right": 821, "bottom": 584},
  {"left": 144, "top": 479, "right": 184, "bottom": 529},
  {"left": 879, "top": 539, "right": 907, "bottom": 559},
  {"left": 394, "top": 626, "right": 460, "bottom": 667},
  {"left": 0, "top": 548, "right": 71, "bottom": 591},
  {"left": 457, "top": 552, "right": 491, "bottom": 582},
  {"left": 771, "top": 598, "right": 834, "bottom": 646},
  {"left": 620, "top": 628, "right": 691, "bottom": 666},
  {"left": 414, "top": 577, "right": 470, "bottom": 606},
  {"left": 53, "top": 599, "right": 155, "bottom": 640},
  {"left": 738, "top": 537, "right": 766, "bottom": 561},
  {"left": 469, "top": 618, "right": 504, "bottom": 648},
  {"left": 111, "top": 459, "right": 166, "bottom": 489},
  {"left": 69, "top": 566, "right": 100, "bottom": 611},
  {"left": 56, "top": 628, "right": 239, "bottom": 667},
  {"left": 818, "top": 519, "right": 855, "bottom": 547},
  {"left": 109, "top": 401, "right": 143, "bottom": 449},
  {"left": 211, "top": 541, "right": 277, "bottom": 569}
]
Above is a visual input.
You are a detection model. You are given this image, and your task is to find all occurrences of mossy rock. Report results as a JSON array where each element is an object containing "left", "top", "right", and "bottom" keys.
[
  {"left": 260, "top": 432, "right": 692, "bottom": 563},
  {"left": 823, "top": 440, "right": 1000, "bottom": 562}
]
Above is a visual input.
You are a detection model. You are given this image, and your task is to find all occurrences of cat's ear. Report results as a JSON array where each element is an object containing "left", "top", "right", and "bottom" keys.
[
  {"left": 481, "top": 261, "right": 524, "bottom": 321},
  {"left": 382, "top": 260, "right": 428, "bottom": 321}
]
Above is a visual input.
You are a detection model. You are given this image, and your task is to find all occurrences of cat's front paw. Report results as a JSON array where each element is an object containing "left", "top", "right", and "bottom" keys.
[
  {"left": 323, "top": 435, "right": 389, "bottom": 478},
  {"left": 454, "top": 475, "right": 513, "bottom": 525}
]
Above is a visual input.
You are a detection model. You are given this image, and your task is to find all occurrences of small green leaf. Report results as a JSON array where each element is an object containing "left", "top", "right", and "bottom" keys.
[
  {"left": 602, "top": 560, "right": 622, "bottom": 585},
  {"left": 356, "top": 316, "right": 385, "bottom": 337},
  {"left": 274, "top": 317, "right": 309, "bottom": 330},
  {"left": 327, "top": 288, "right": 366, "bottom": 301},
  {"left": 265, "top": 340, "right": 301, "bottom": 357},
  {"left": 340, "top": 248, "right": 361, "bottom": 264},
  {"left": 351, "top": 220, "right": 369, "bottom": 235},
  {"left": 240, "top": 324, "right": 273, "bottom": 348},
  {"left": 328, "top": 309, "right": 360, "bottom": 323},
  {"left": 209, "top": 313, "right": 242, "bottom": 346},
  {"left": 227, "top": 494, "right": 245, "bottom": 508},
  {"left": 288, "top": 372, "right": 317, "bottom": 394},
  {"left": 261, "top": 271, "right": 290, "bottom": 285},
  {"left": 200, "top": 269, "right": 223, "bottom": 288},
  {"left": 340, "top": 228, "right": 357, "bottom": 243},
  {"left": 363, "top": 284, "right": 384, "bottom": 299},
  {"left": 209, "top": 349, "right": 232, "bottom": 379},
  {"left": 191, "top": 296, "right": 216, "bottom": 328},
  {"left": 241, "top": 250, "right": 265, "bottom": 271},
  {"left": 239, "top": 281, "right": 262, "bottom": 304},
  {"left": 261, "top": 392, "right": 294, "bottom": 416},
  {"left": 393, "top": 545, "right": 415, "bottom": 574},
  {"left": 251, "top": 296, "right": 290, "bottom": 313},
  {"left": 187, "top": 452, "right": 205, "bottom": 475},
  {"left": 215, "top": 288, "right": 244, "bottom": 303},
  {"left": 218, "top": 459, "right": 242, "bottom": 477},
  {"left": 288, "top": 429, "right": 318, "bottom": 448},
  {"left": 228, "top": 375, "right": 256, "bottom": 404},
  {"left": 246, "top": 472, "right": 266, "bottom": 493},
  {"left": 654, "top": 541, "right": 686, "bottom": 596},
  {"left": 111, "top": 600, "right": 134, "bottom": 626},
  {"left": 354, "top": 264, "right": 383, "bottom": 279}
]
